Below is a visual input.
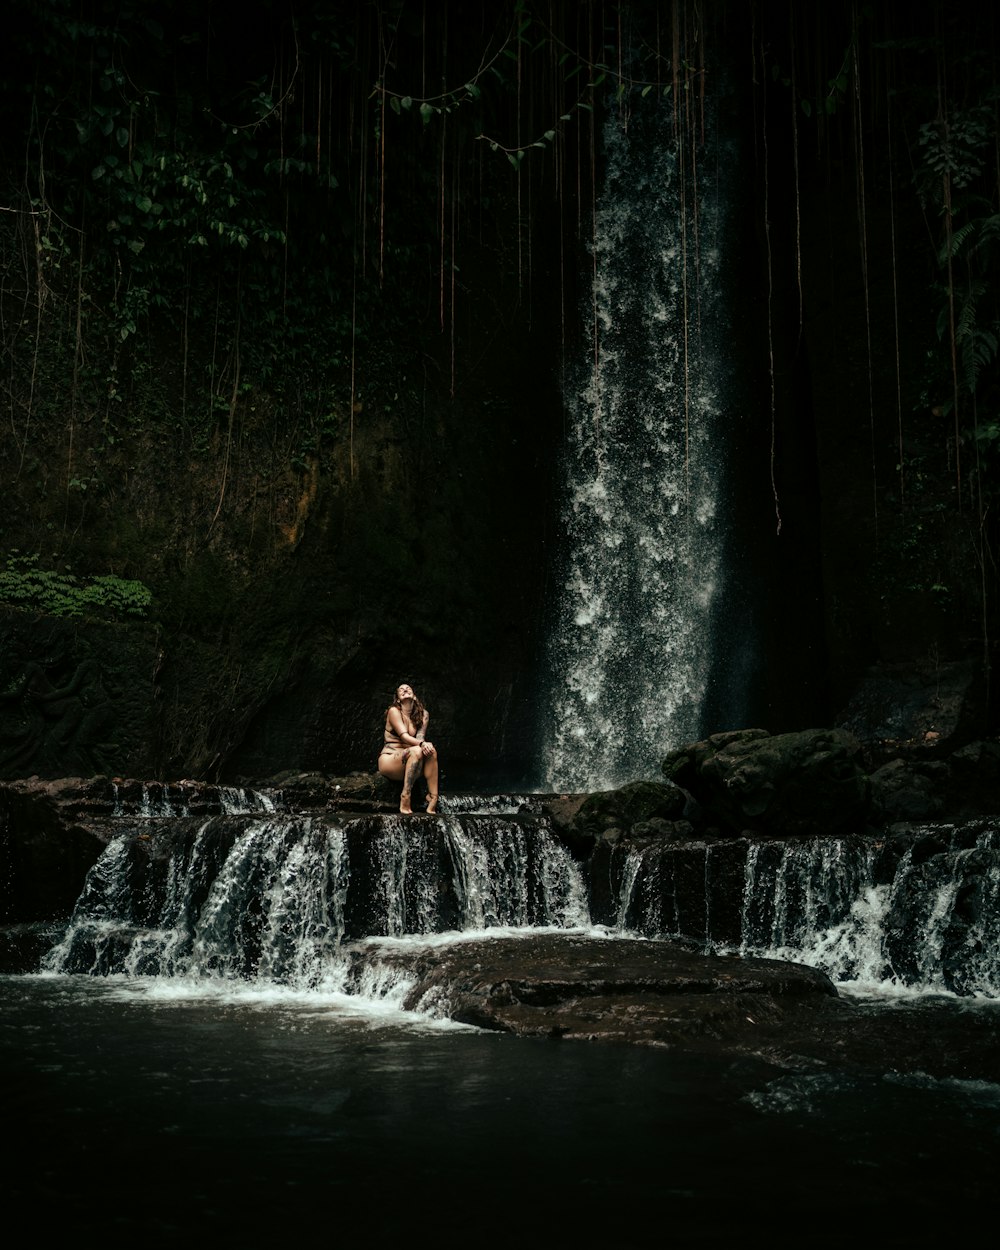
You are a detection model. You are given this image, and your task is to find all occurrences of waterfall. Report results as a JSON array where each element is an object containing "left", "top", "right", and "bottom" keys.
[
  {"left": 42, "top": 812, "right": 590, "bottom": 988},
  {"left": 542, "top": 100, "right": 732, "bottom": 791},
  {"left": 607, "top": 821, "right": 1000, "bottom": 995},
  {"left": 32, "top": 798, "right": 1000, "bottom": 1000}
]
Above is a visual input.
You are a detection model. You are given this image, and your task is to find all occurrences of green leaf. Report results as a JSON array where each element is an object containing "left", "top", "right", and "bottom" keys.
[
  {"left": 543, "top": 129, "right": 556, "bottom": 141},
  {"left": 641, "top": 84, "right": 653, "bottom": 98},
  {"left": 419, "top": 102, "right": 434, "bottom": 124},
  {"left": 801, "top": 98, "right": 812, "bottom": 118},
  {"left": 116, "top": 126, "right": 129, "bottom": 147},
  {"left": 390, "top": 96, "right": 400, "bottom": 114},
  {"left": 401, "top": 95, "right": 412, "bottom": 110}
]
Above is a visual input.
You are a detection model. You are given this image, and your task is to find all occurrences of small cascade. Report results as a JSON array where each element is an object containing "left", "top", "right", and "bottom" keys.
[
  {"left": 109, "top": 782, "right": 285, "bottom": 819},
  {"left": 438, "top": 794, "right": 529, "bottom": 816},
  {"left": 605, "top": 838, "right": 720, "bottom": 940},
  {"left": 607, "top": 821, "right": 1000, "bottom": 995},
  {"left": 443, "top": 815, "right": 588, "bottom": 931},
  {"left": 42, "top": 811, "right": 590, "bottom": 990},
  {"left": 111, "top": 782, "right": 190, "bottom": 818},
  {"left": 218, "top": 786, "right": 283, "bottom": 814},
  {"left": 613, "top": 844, "right": 656, "bottom": 932},
  {"left": 43, "top": 818, "right": 349, "bottom": 985}
]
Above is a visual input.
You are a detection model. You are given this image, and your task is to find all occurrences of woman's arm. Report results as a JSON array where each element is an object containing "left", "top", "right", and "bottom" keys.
[{"left": 418, "top": 711, "right": 434, "bottom": 755}]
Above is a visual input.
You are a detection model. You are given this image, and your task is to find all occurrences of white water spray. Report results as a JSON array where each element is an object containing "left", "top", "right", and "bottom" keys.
[{"left": 542, "top": 104, "right": 732, "bottom": 790}]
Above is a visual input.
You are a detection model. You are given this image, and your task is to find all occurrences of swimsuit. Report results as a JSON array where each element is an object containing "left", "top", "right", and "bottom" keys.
[{"left": 380, "top": 711, "right": 416, "bottom": 759}]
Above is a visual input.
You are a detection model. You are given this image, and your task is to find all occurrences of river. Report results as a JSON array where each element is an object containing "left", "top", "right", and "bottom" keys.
[{"left": 4, "top": 967, "right": 999, "bottom": 1247}]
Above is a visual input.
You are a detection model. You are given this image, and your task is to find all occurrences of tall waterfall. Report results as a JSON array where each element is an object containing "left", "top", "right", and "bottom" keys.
[{"left": 542, "top": 102, "right": 733, "bottom": 792}]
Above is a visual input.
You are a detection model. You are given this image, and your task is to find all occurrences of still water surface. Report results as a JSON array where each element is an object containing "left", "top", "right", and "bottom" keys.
[{"left": 4, "top": 973, "right": 998, "bottom": 1247}]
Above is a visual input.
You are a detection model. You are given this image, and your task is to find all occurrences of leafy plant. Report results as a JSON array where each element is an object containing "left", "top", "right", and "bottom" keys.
[{"left": 0, "top": 555, "right": 152, "bottom": 620}]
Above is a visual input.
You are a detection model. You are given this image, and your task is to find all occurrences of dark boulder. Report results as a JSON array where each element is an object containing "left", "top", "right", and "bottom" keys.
[
  {"left": 869, "top": 758, "right": 950, "bottom": 822},
  {"left": 836, "top": 658, "right": 984, "bottom": 751},
  {"left": 662, "top": 727, "right": 869, "bottom": 836},
  {"left": 340, "top": 932, "right": 1000, "bottom": 1078},
  {"left": 570, "top": 780, "right": 686, "bottom": 840},
  {"left": 947, "top": 740, "right": 1000, "bottom": 817},
  {"left": 344, "top": 932, "right": 842, "bottom": 1054}
]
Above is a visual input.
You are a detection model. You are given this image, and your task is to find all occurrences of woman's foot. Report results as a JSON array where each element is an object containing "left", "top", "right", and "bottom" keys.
[
  {"left": 425, "top": 793, "right": 439, "bottom": 814},
  {"left": 399, "top": 793, "right": 413, "bottom": 814}
]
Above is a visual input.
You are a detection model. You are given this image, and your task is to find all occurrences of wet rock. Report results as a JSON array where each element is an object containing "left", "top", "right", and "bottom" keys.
[
  {"left": 0, "top": 779, "right": 108, "bottom": 922},
  {"left": 869, "top": 758, "right": 950, "bottom": 822},
  {"left": 533, "top": 792, "right": 587, "bottom": 824},
  {"left": 947, "top": 739, "right": 1000, "bottom": 817},
  {"left": 630, "top": 817, "right": 695, "bottom": 842},
  {"left": 342, "top": 933, "right": 1000, "bottom": 1077},
  {"left": 662, "top": 728, "right": 869, "bottom": 836},
  {"left": 571, "top": 780, "right": 687, "bottom": 838},
  {"left": 836, "top": 659, "right": 984, "bottom": 751},
  {"left": 348, "top": 933, "right": 838, "bottom": 1048},
  {"left": 254, "top": 770, "right": 386, "bottom": 811}
]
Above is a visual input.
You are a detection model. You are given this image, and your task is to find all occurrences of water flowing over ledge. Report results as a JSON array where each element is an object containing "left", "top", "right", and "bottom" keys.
[
  {"left": 603, "top": 822, "right": 1000, "bottom": 997},
  {"left": 41, "top": 810, "right": 590, "bottom": 986},
  {"left": 6, "top": 774, "right": 996, "bottom": 1019}
]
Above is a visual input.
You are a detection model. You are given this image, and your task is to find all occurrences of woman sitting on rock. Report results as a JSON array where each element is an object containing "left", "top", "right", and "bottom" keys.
[{"left": 377, "top": 682, "right": 440, "bottom": 814}]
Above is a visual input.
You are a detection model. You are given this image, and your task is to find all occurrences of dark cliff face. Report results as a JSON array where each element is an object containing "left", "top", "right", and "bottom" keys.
[{"left": 0, "top": 353, "right": 561, "bottom": 784}]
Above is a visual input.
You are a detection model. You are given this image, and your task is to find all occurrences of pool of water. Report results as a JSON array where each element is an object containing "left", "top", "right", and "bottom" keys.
[{"left": 4, "top": 974, "right": 998, "bottom": 1247}]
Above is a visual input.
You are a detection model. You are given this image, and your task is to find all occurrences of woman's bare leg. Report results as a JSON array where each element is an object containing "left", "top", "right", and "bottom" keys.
[
  {"left": 399, "top": 746, "right": 424, "bottom": 814},
  {"left": 423, "top": 748, "right": 439, "bottom": 813}
]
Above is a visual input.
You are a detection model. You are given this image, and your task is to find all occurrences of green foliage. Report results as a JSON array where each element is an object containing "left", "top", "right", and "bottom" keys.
[
  {"left": 0, "top": 555, "right": 152, "bottom": 620},
  {"left": 918, "top": 107, "right": 994, "bottom": 191}
]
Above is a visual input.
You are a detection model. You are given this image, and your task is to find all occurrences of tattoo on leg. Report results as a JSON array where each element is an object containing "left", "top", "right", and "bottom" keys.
[{"left": 403, "top": 756, "right": 421, "bottom": 794}]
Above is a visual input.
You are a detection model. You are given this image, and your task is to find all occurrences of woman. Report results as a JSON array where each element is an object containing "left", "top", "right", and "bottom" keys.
[{"left": 377, "top": 682, "right": 440, "bottom": 814}]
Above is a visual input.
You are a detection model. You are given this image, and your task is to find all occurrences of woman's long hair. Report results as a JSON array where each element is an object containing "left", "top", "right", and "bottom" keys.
[{"left": 393, "top": 686, "right": 427, "bottom": 732}]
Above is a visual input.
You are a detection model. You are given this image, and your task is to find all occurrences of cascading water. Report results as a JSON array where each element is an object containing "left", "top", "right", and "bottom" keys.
[
  {"left": 542, "top": 99, "right": 733, "bottom": 791},
  {"left": 36, "top": 796, "right": 1000, "bottom": 1001},
  {"left": 739, "top": 825, "right": 1000, "bottom": 995},
  {"left": 42, "top": 810, "right": 590, "bottom": 991},
  {"left": 606, "top": 821, "right": 1000, "bottom": 996}
]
